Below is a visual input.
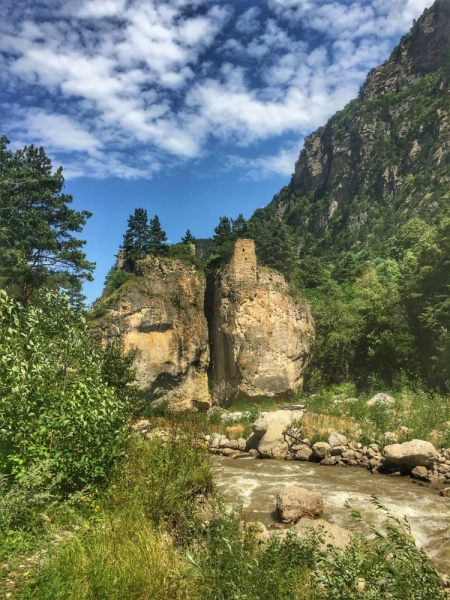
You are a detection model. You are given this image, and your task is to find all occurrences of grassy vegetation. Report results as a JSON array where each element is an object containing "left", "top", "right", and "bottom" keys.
[
  {"left": 2, "top": 417, "right": 446, "bottom": 600},
  {"left": 201, "top": 383, "right": 450, "bottom": 450}
]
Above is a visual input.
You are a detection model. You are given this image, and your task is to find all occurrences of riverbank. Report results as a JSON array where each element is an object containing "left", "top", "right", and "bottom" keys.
[{"left": 2, "top": 416, "right": 448, "bottom": 599}]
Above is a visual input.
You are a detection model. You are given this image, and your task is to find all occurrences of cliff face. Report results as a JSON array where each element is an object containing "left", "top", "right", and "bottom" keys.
[
  {"left": 98, "top": 257, "right": 211, "bottom": 411},
  {"left": 266, "top": 0, "right": 450, "bottom": 254},
  {"left": 209, "top": 241, "right": 314, "bottom": 404}
]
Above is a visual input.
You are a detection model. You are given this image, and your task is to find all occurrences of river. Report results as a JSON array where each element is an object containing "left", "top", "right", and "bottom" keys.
[{"left": 213, "top": 455, "right": 450, "bottom": 573}]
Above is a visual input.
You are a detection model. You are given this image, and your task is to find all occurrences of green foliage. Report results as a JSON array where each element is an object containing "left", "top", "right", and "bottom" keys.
[
  {"left": 120, "top": 207, "right": 152, "bottom": 271},
  {"left": 213, "top": 215, "right": 233, "bottom": 245},
  {"left": 0, "top": 460, "right": 62, "bottom": 532},
  {"left": 181, "top": 228, "right": 195, "bottom": 244},
  {"left": 100, "top": 342, "right": 136, "bottom": 405},
  {"left": 314, "top": 498, "right": 446, "bottom": 599},
  {"left": 0, "top": 136, "right": 94, "bottom": 306},
  {"left": 103, "top": 266, "right": 136, "bottom": 296},
  {"left": 0, "top": 290, "right": 130, "bottom": 489},
  {"left": 17, "top": 423, "right": 445, "bottom": 600},
  {"left": 148, "top": 214, "right": 168, "bottom": 255}
]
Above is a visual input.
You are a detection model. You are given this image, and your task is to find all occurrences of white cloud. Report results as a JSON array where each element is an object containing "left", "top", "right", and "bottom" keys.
[
  {"left": 235, "top": 7, "right": 262, "bottom": 34},
  {"left": 0, "top": 0, "right": 432, "bottom": 180},
  {"left": 229, "top": 142, "right": 302, "bottom": 179}
]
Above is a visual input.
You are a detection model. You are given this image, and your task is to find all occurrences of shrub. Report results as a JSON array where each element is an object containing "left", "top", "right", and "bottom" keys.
[{"left": 0, "top": 290, "right": 131, "bottom": 489}]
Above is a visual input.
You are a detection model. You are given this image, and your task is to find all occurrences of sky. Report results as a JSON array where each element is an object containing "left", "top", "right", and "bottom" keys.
[{"left": 0, "top": 0, "right": 432, "bottom": 303}]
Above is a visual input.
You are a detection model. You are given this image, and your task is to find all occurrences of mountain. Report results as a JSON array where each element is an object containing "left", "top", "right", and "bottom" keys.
[
  {"left": 258, "top": 0, "right": 450, "bottom": 258},
  {"left": 249, "top": 0, "right": 450, "bottom": 389}
]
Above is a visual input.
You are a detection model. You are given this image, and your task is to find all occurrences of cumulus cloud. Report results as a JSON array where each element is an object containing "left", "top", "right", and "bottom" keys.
[
  {"left": 229, "top": 142, "right": 302, "bottom": 179},
  {"left": 0, "top": 0, "right": 432, "bottom": 179}
]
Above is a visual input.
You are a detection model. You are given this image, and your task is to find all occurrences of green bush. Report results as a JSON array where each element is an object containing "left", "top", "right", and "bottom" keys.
[{"left": 0, "top": 290, "right": 131, "bottom": 489}]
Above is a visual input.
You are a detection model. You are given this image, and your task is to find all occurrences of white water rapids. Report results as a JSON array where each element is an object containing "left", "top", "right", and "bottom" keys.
[{"left": 213, "top": 456, "right": 450, "bottom": 573}]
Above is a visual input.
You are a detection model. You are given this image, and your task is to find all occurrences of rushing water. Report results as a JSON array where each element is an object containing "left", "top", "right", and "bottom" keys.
[{"left": 213, "top": 456, "right": 450, "bottom": 573}]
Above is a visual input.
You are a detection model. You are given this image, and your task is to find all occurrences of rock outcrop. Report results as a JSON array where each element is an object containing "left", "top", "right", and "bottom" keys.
[
  {"left": 96, "top": 256, "right": 210, "bottom": 411},
  {"left": 208, "top": 240, "right": 314, "bottom": 404},
  {"left": 276, "top": 486, "right": 324, "bottom": 523}
]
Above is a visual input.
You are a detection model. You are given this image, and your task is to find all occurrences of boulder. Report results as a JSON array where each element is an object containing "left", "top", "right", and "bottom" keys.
[
  {"left": 292, "top": 444, "right": 313, "bottom": 461},
  {"left": 411, "top": 465, "right": 428, "bottom": 480},
  {"left": 383, "top": 439, "right": 438, "bottom": 467},
  {"left": 209, "top": 432, "right": 223, "bottom": 448},
  {"left": 221, "top": 448, "right": 240, "bottom": 458},
  {"left": 331, "top": 446, "right": 347, "bottom": 456},
  {"left": 293, "top": 518, "right": 351, "bottom": 550},
  {"left": 219, "top": 439, "right": 239, "bottom": 450},
  {"left": 328, "top": 432, "right": 349, "bottom": 448},
  {"left": 252, "top": 410, "right": 304, "bottom": 458},
  {"left": 276, "top": 486, "right": 324, "bottom": 523},
  {"left": 367, "top": 393, "right": 395, "bottom": 407},
  {"left": 312, "top": 442, "right": 331, "bottom": 461},
  {"left": 258, "top": 421, "right": 289, "bottom": 458},
  {"left": 237, "top": 438, "right": 247, "bottom": 451},
  {"left": 252, "top": 410, "right": 298, "bottom": 438},
  {"left": 131, "top": 419, "right": 150, "bottom": 432}
]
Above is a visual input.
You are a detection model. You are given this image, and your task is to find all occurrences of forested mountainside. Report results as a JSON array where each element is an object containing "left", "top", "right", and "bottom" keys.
[{"left": 248, "top": 0, "right": 450, "bottom": 389}]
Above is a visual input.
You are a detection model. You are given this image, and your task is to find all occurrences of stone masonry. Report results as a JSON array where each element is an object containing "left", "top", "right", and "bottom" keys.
[{"left": 229, "top": 239, "right": 257, "bottom": 284}]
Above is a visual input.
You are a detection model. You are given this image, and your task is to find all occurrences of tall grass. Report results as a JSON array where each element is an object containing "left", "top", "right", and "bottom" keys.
[{"left": 6, "top": 416, "right": 447, "bottom": 600}]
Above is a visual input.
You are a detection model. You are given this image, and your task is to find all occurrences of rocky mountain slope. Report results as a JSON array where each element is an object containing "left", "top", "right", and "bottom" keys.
[
  {"left": 260, "top": 0, "right": 450, "bottom": 257},
  {"left": 207, "top": 240, "right": 314, "bottom": 404},
  {"left": 95, "top": 244, "right": 314, "bottom": 409},
  {"left": 96, "top": 256, "right": 211, "bottom": 411}
]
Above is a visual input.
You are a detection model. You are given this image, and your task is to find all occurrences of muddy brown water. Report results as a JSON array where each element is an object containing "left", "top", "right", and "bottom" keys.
[{"left": 213, "top": 456, "right": 450, "bottom": 573}]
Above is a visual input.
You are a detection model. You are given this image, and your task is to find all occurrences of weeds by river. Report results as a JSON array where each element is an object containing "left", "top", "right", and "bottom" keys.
[{"left": 1, "top": 413, "right": 447, "bottom": 599}]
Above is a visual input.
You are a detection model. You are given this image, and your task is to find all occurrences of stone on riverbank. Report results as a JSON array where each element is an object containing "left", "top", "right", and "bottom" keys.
[
  {"left": 329, "top": 432, "right": 349, "bottom": 448},
  {"left": 292, "top": 444, "right": 313, "bottom": 461},
  {"left": 383, "top": 439, "right": 438, "bottom": 467},
  {"left": 293, "top": 518, "right": 351, "bottom": 550},
  {"left": 276, "top": 486, "right": 324, "bottom": 523},
  {"left": 312, "top": 442, "right": 331, "bottom": 461},
  {"left": 252, "top": 410, "right": 302, "bottom": 438},
  {"left": 411, "top": 466, "right": 429, "bottom": 480},
  {"left": 258, "top": 421, "right": 290, "bottom": 458}
]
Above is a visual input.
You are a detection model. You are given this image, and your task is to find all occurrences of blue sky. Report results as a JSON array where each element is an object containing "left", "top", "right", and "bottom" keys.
[{"left": 0, "top": 0, "right": 431, "bottom": 302}]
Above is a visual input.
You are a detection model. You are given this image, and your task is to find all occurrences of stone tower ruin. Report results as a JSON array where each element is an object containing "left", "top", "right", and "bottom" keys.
[{"left": 229, "top": 239, "right": 257, "bottom": 284}]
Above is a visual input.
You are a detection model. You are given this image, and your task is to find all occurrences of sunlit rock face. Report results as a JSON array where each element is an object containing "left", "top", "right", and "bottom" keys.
[
  {"left": 208, "top": 241, "right": 314, "bottom": 405},
  {"left": 98, "top": 257, "right": 211, "bottom": 411}
]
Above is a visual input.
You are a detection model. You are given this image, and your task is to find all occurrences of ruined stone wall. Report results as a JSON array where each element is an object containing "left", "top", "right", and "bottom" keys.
[{"left": 229, "top": 239, "right": 257, "bottom": 284}]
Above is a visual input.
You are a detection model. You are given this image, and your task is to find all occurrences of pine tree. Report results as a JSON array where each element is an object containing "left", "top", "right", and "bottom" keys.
[
  {"left": 148, "top": 215, "right": 168, "bottom": 255},
  {"left": 231, "top": 214, "right": 248, "bottom": 238},
  {"left": 213, "top": 216, "right": 233, "bottom": 246},
  {"left": 121, "top": 208, "right": 151, "bottom": 271},
  {"left": 181, "top": 229, "right": 195, "bottom": 244},
  {"left": 0, "top": 136, "right": 94, "bottom": 306}
]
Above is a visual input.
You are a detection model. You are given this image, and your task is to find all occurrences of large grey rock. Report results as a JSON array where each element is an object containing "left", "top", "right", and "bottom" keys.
[
  {"left": 293, "top": 518, "right": 351, "bottom": 549},
  {"left": 258, "top": 421, "right": 289, "bottom": 458},
  {"left": 367, "top": 393, "right": 395, "bottom": 407},
  {"left": 252, "top": 410, "right": 304, "bottom": 458},
  {"left": 252, "top": 410, "right": 301, "bottom": 438},
  {"left": 210, "top": 432, "right": 223, "bottom": 448},
  {"left": 292, "top": 444, "right": 313, "bottom": 461},
  {"left": 383, "top": 439, "right": 438, "bottom": 467},
  {"left": 312, "top": 442, "right": 331, "bottom": 461},
  {"left": 328, "top": 432, "right": 349, "bottom": 448},
  {"left": 276, "top": 486, "right": 324, "bottom": 523}
]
